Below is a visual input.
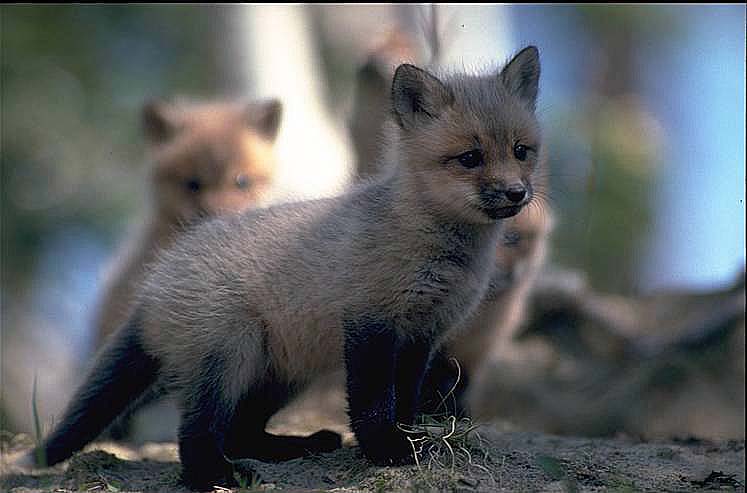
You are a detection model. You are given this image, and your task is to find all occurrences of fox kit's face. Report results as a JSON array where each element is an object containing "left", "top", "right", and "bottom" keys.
[
  {"left": 143, "top": 99, "right": 282, "bottom": 222},
  {"left": 392, "top": 47, "right": 542, "bottom": 224}
]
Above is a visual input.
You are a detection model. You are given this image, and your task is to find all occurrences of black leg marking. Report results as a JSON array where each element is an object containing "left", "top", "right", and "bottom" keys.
[
  {"left": 33, "top": 311, "right": 159, "bottom": 466},
  {"left": 344, "top": 315, "right": 433, "bottom": 466},
  {"left": 419, "top": 349, "right": 470, "bottom": 418},
  {"left": 103, "top": 384, "right": 163, "bottom": 441},
  {"left": 394, "top": 337, "right": 433, "bottom": 426},
  {"left": 177, "top": 353, "right": 243, "bottom": 491},
  {"left": 224, "top": 377, "right": 342, "bottom": 462},
  {"left": 247, "top": 431, "right": 342, "bottom": 462}
]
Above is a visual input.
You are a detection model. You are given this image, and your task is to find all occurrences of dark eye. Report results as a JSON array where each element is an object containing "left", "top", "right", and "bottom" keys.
[
  {"left": 513, "top": 144, "right": 528, "bottom": 161},
  {"left": 235, "top": 174, "right": 251, "bottom": 190},
  {"left": 185, "top": 178, "right": 201, "bottom": 193},
  {"left": 456, "top": 150, "right": 484, "bottom": 169}
]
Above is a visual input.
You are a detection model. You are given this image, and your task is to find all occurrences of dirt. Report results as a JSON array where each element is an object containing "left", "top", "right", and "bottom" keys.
[
  {"left": 2, "top": 370, "right": 744, "bottom": 493},
  {"left": 2, "top": 363, "right": 744, "bottom": 493},
  {"left": 2, "top": 418, "right": 744, "bottom": 493}
]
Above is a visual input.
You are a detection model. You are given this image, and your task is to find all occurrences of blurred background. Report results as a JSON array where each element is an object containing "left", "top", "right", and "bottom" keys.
[{"left": 1, "top": 5, "right": 744, "bottom": 441}]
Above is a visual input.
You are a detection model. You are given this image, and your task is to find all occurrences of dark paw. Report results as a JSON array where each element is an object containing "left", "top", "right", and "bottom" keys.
[
  {"left": 359, "top": 426, "right": 416, "bottom": 467},
  {"left": 181, "top": 460, "right": 244, "bottom": 491},
  {"left": 181, "top": 474, "right": 234, "bottom": 492},
  {"left": 307, "top": 429, "right": 343, "bottom": 453}
]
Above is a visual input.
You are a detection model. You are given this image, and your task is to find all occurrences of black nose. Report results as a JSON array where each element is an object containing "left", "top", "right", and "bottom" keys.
[{"left": 505, "top": 187, "right": 527, "bottom": 203}]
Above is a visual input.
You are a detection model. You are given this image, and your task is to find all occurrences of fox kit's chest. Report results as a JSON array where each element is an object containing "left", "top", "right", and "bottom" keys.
[{"left": 393, "top": 229, "right": 500, "bottom": 338}]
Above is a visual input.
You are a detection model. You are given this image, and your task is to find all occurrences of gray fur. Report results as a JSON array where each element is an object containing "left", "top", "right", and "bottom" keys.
[
  {"left": 31, "top": 47, "right": 544, "bottom": 479},
  {"left": 139, "top": 176, "right": 500, "bottom": 400},
  {"left": 136, "top": 45, "right": 543, "bottom": 426}
]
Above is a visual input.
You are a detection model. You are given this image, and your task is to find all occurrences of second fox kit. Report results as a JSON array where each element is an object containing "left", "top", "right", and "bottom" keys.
[
  {"left": 94, "top": 98, "right": 282, "bottom": 348},
  {"left": 28, "top": 47, "right": 543, "bottom": 490}
]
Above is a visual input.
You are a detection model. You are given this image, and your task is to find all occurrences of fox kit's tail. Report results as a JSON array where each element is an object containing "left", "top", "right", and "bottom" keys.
[{"left": 28, "top": 310, "right": 159, "bottom": 466}]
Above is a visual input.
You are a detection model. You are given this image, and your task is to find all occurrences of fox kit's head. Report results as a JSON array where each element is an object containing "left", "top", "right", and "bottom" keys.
[
  {"left": 391, "top": 46, "right": 542, "bottom": 224},
  {"left": 142, "top": 98, "right": 282, "bottom": 223}
]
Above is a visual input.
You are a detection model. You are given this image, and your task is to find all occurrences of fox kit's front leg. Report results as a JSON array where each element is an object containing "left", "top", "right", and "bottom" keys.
[{"left": 344, "top": 315, "right": 433, "bottom": 465}]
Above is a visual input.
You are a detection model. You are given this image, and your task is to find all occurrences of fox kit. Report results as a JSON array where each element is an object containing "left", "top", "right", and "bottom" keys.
[
  {"left": 350, "top": 31, "right": 554, "bottom": 418},
  {"left": 94, "top": 98, "right": 282, "bottom": 348},
  {"left": 25, "top": 47, "right": 542, "bottom": 490}
]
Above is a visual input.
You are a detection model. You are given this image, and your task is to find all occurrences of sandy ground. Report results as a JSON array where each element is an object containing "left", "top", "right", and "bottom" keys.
[
  {"left": 2, "top": 383, "right": 744, "bottom": 493},
  {"left": 1, "top": 428, "right": 744, "bottom": 493}
]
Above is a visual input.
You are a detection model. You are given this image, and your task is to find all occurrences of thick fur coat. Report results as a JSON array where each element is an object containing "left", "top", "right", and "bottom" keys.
[{"left": 27, "top": 47, "right": 543, "bottom": 491}]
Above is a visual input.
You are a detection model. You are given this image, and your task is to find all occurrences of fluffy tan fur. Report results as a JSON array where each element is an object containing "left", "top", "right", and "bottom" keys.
[{"left": 137, "top": 55, "right": 543, "bottom": 405}]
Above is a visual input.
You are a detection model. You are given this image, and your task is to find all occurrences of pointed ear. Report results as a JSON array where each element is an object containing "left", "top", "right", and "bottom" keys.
[
  {"left": 500, "top": 46, "right": 540, "bottom": 110},
  {"left": 142, "top": 100, "right": 182, "bottom": 144},
  {"left": 246, "top": 99, "right": 283, "bottom": 141},
  {"left": 391, "top": 64, "right": 452, "bottom": 129}
]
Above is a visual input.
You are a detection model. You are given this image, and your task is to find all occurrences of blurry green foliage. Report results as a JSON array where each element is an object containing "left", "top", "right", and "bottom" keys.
[
  {"left": 576, "top": 5, "right": 682, "bottom": 40},
  {"left": 545, "top": 6, "right": 681, "bottom": 295},
  {"left": 550, "top": 98, "right": 661, "bottom": 295}
]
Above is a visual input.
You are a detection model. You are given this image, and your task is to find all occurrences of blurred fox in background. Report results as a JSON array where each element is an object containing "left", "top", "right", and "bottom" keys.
[
  {"left": 93, "top": 97, "right": 283, "bottom": 439},
  {"left": 94, "top": 98, "right": 283, "bottom": 348}
]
